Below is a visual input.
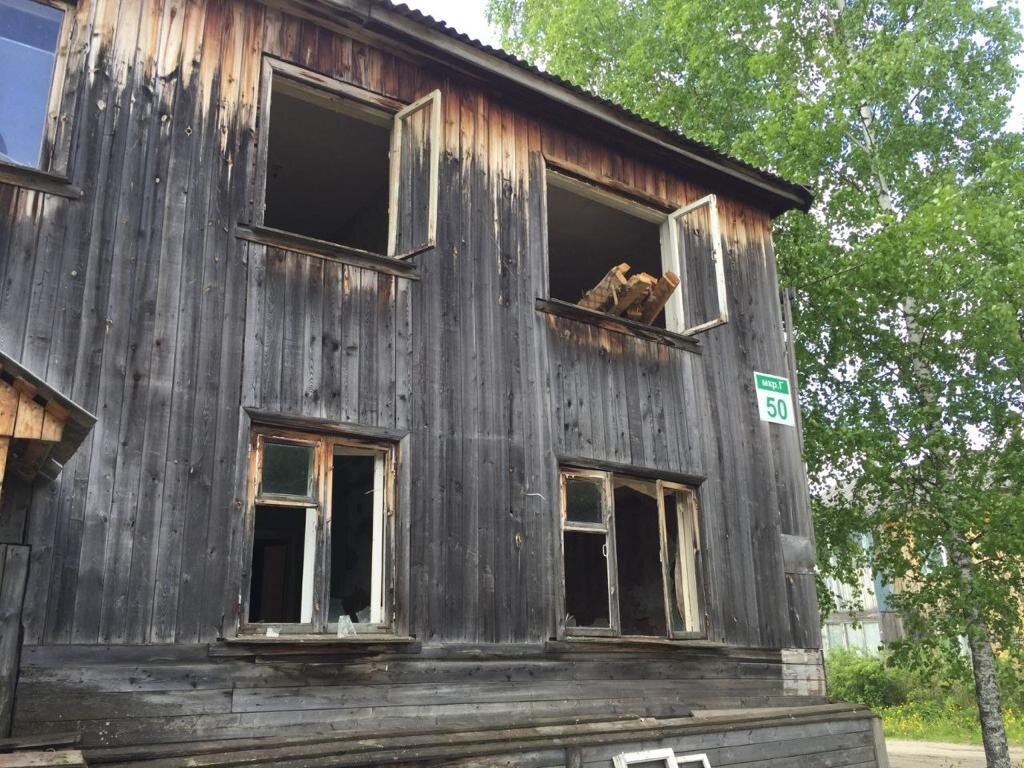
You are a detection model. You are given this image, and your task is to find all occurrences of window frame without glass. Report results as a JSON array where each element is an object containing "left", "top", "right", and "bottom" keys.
[
  {"left": 241, "top": 426, "right": 396, "bottom": 636},
  {"left": 0, "top": 0, "right": 74, "bottom": 175},
  {"left": 559, "top": 468, "right": 704, "bottom": 640},
  {"left": 543, "top": 162, "right": 727, "bottom": 336},
  {"left": 253, "top": 56, "right": 441, "bottom": 260}
]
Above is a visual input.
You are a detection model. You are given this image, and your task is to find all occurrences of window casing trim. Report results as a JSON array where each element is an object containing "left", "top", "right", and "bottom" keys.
[
  {"left": 239, "top": 425, "right": 398, "bottom": 637},
  {"left": 539, "top": 154, "right": 728, "bottom": 337},
  {"left": 0, "top": 0, "right": 79, "bottom": 192},
  {"left": 557, "top": 466, "right": 706, "bottom": 642}
]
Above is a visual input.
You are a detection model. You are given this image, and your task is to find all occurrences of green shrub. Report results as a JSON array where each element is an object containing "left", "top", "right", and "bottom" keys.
[
  {"left": 997, "top": 655, "right": 1024, "bottom": 712},
  {"left": 825, "top": 649, "right": 910, "bottom": 708}
]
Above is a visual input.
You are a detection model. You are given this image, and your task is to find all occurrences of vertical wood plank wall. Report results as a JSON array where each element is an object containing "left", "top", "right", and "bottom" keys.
[{"left": 0, "top": 0, "right": 817, "bottom": 654}]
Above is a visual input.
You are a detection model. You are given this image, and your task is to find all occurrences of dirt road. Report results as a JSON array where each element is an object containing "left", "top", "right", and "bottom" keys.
[{"left": 887, "top": 739, "right": 1024, "bottom": 767}]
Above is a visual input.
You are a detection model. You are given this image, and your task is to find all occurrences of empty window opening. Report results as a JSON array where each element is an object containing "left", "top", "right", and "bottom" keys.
[
  {"left": 560, "top": 467, "right": 703, "bottom": 639},
  {"left": 613, "top": 479, "right": 667, "bottom": 637},
  {"left": 329, "top": 450, "right": 379, "bottom": 625},
  {"left": 546, "top": 176, "right": 667, "bottom": 328},
  {"left": 0, "top": 0, "right": 64, "bottom": 168},
  {"left": 245, "top": 429, "right": 393, "bottom": 634},
  {"left": 564, "top": 531, "right": 611, "bottom": 629},
  {"left": 264, "top": 77, "right": 392, "bottom": 252},
  {"left": 250, "top": 505, "right": 309, "bottom": 623}
]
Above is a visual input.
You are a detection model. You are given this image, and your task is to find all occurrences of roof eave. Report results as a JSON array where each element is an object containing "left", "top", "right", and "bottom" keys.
[{"left": 348, "top": 0, "right": 813, "bottom": 215}]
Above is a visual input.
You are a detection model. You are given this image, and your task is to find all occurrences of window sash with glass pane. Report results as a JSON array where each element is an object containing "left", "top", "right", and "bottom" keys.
[
  {"left": 560, "top": 468, "right": 703, "bottom": 639},
  {"left": 0, "top": 0, "right": 64, "bottom": 169},
  {"left": 245, "top": 429, "right": 393, "bottom": 634}
]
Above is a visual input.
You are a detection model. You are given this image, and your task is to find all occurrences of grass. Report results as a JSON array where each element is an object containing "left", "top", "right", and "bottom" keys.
[{"left": 878, "top": 700, "right": 1024, "bottom": 745}]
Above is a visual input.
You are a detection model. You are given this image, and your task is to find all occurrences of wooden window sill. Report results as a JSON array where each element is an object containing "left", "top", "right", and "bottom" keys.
[
  {"left": 235, "top": 224, "right": 420, "bottom": 280},
  {"left": 210, "top": 634, "right": 420, "bottom": 657},
  {"left": 545, "top": 637, "right": 720, "bottom": 653},
  {"left": 0, "top": 162, "right": 82, "bottom": 200},
  {"left": 535, "top": 298, "right": 702, "bottom": 354}
]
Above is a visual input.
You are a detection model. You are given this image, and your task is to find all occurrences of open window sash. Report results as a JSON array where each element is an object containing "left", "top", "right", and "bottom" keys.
[
  {"left": 662, "top": 194, "right": 727, "bottom": 336},
  {"left": 250, "top": 434, "right": 322, "bottom": 629},
  {"left": 658, "top": 482, "right": 702, "bottom": 638},
  {"left": 560, "top": 470, "right": 619, "bottom": 637},
  {"left": 387, "top": 89, "right": 441, "bottom": 259}
]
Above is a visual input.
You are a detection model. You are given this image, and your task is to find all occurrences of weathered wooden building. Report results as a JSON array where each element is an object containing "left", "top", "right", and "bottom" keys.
[{"left": 0, "top": 0, "right": 888, "bottom": 765}]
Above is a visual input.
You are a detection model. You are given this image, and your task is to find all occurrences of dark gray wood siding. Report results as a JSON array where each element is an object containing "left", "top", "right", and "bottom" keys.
[
  {"left": 13, "top": 644, "right": 828, "bottom": 748},
  {"left": 0, "top": 0, "right": 828, "bottom": 754}
]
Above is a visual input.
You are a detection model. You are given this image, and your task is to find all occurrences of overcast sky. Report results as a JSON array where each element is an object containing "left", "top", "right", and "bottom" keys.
[{"left": 404, "top": 0, "right": 1024, "bottom": 132}]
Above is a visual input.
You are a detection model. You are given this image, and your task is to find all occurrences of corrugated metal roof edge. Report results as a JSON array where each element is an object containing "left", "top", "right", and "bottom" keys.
[{"left": 372, "top": 0, "right": 813, "bottom": 214}]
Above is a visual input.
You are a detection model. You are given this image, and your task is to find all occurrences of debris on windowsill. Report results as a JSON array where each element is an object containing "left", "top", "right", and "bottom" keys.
[{"left": 577, "top": 263, "right": 680, "bottom": 326}]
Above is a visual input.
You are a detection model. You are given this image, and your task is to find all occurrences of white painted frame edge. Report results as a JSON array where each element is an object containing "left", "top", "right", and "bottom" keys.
[
  {"left": 677, "top": 754, "right": 712, "bottom": 768},
  {"left": 612, "top": 747, "right": 680, "bottom": 768},
  {"left": 387, "top": 89, "right": 442, "bottom": 258},
  {"left": 665, "top": 193, "right": 728, "bottom": 336}
]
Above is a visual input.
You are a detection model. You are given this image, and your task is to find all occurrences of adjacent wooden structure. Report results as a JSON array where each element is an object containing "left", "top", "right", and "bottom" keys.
[{"left": 0, "top": 0, "right": 885, "bottom": 765}]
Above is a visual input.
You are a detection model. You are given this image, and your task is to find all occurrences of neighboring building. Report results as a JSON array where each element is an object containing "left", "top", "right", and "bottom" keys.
[
  {"left": 0, "top": 0, "right": 888, "bottom": 765},
  {"left": 822, "top": 570, "right": 905, "bottom": 655}
]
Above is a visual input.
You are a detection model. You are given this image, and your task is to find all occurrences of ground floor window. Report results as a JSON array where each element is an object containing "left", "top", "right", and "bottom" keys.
[
  {"left": 560, "top": 468, "right": 703, "bottom": 639},
  {"left": 244, "top": 427, "right": 394, "bottom": 634}
]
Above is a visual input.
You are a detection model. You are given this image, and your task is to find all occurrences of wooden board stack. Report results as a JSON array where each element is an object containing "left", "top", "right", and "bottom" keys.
[{"left": 578, "top": 263, "right": 680, "bottom": 325}]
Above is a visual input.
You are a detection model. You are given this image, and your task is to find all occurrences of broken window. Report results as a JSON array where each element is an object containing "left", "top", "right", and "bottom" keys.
[
  {"left": 257, "top": 59, "right": 440, "bottom": 258},
  {"left": 0, "top": 0, "right": 64, "bottom": 169},
  {"left": 544, "top": 167, "right": 726, "bottom": 336},
  {"left": 560, "top": 468, "right": 703, "bottom": 639},
  {"left": 245, "top": 428, "right": 394, "bottom": 634}
]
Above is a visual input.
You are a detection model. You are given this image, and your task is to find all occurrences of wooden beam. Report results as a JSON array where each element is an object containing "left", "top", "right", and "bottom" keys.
[
  {"left": 0, "top": 751, "right": 86, "bottom": 767},
  {"left": 11, "top": 394, "right": 44, "bottom": 440},
  {"left": 631, "top": 271, "right": 680, "bottom": 325},
  {"left": 0, "top": 383, "right": 17, "bottom": 437},
  {"left": 0, "top": 437, "right": 8, "bottom": 504},
  {"left": 577, "top": 262, "right": 630, "bottom": 312},
  {"left": 609, "top": 273, "right": 657, "bottom": 317},
  {"left": 40, "top": 411, "right": 64, "bottom": 443}
]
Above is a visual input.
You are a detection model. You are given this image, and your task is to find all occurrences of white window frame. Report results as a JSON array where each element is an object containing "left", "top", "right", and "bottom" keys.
[
  {"left": 660, "top": 482, "right": 703, "bottom": 636},
  {"left": 558, "top": 468, "right": 704, "bottom": 641},
  {"left": 663, "top": 194, "right": 727, "bottom": 336},
  {"left": 613, "top": 748, "right": 680, "bottom": 768},
  {"left": 330, "top": 445, "right": 388, "bottom": 628},
  {"left": 387, "top": 89, "right": 442, "bottom": 258},
  {"left": 242, "top": 427, "right": 395, "bottom": 636},
  {"left": 559, "top": 469, "right": 619, "bottom": 637},
  {"left": 677, "top": 755, "right": 712, "bottom": 768},
  {"left": 255, "top": 57, "right": 441, "bottom": 260},
  {"left": 1, "top": 0, "right": 75, "bottom": 175},
  {"left": 542, "top": 164, "right": 727, "bottom": 337}
]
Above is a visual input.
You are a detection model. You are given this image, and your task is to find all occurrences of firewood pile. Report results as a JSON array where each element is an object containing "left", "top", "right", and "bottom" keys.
[{"left": 577, "top": 262, "right": 679, "bottom": 325}]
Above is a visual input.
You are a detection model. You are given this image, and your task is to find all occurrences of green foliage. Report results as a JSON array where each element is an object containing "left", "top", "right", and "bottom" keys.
[
  {"left": 825, "top": 649, "right": 911, "bottom": 708},
  {"left": 827, "top": 649, "right": 1024, "bottom": 743},
  {"left": 489, "top": 0, "right": 1024, "bottom": 659},
  {"left": 879, "top": 700, "right": 1024, "bottom": 745}
]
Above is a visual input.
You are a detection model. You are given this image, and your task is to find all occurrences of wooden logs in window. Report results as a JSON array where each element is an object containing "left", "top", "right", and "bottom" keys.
[{"left": 577, "top": 264, "right": 680, "bottom": 326}]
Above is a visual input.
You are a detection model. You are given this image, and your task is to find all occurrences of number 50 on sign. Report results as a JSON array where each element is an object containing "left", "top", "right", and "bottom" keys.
[{"left": 753, "top": 371, "right": 795, "bottom": 426}]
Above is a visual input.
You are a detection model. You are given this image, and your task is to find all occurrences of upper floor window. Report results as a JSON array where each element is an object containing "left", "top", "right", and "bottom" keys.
[
  {"left": 559, "top": 468, "right": 704, "bottom": 639},
  {"left": 256, "top": 58, "right": 440, "bottom": 259},
  {"left": 0, "top": 0, "right": 64, "bottom": 169},
  {"left": 544, "top": 167, "right": 727, "bottom": 336},
  {"left": 243, "top": 427, "right": 396, "bottom": 635}
]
